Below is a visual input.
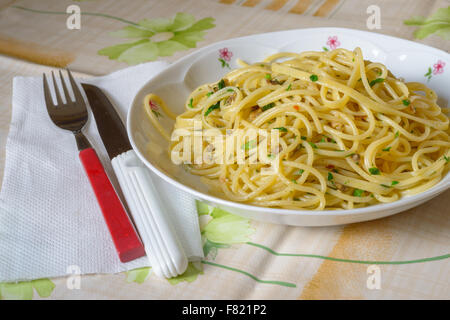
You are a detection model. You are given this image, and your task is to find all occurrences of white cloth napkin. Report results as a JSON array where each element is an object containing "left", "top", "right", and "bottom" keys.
[{"left": 0, "top": 62, "right": 204, "bottom": 282}]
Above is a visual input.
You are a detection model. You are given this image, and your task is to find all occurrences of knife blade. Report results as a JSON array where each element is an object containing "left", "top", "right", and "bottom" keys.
[
  {"left": 81, "top": 84, "right": 132, "bottom": 159},
  {"left": 82, "top": 83, "right": 188, "bottom": 278}
]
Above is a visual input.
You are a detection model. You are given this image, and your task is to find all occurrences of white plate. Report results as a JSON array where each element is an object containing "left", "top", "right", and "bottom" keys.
[{"left": 127, "top": 27, "right": 450, "bottom": 226}]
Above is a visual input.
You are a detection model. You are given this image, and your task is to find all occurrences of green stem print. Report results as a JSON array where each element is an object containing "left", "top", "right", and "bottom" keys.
[
  {"left": 246, "top": 242, "right": 450, "bottom": 265},
  {"left": 12, "top": 5, "right": 140, "bottom": 26},
  {"left": 201, "top": 261, "right": 296, "bottom": 288},
  {"left": 12, "top": 6, "right": 216, "bottom": 64}
]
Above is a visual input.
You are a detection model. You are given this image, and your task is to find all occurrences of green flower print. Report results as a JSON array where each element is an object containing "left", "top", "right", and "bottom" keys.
[
  {"left": 98, "top": 12, "right": 215, "bottom": 64},
  {"left": 0, "top": 279, "right": 55, "bottom": 300},
  {"left": 167, "top": 262, "right": 204, "bottom": 285},
  {"left": 198, "top": 201, "right": 255, "bottom": 259},
  {"left": 126, "top": 262, "right": 203, "bottom": 285},
  {"left": 126, "top": 267, "right": 152, "bottom": 284},
  {"left": 404, "top": 7, "right": 450, "bottom": 39}
]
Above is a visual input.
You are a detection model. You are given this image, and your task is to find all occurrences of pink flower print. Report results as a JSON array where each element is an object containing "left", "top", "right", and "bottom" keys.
[
  {"left": 432, "top": 60, "right": 445, "bottom": 75},
  {"left": 219, "top": 48, "right": 233, "bottom": 62},
  {"left": 326, "top": 36, "right": 340, "bottom": 50},
  {"left": 218, "top": 48, "right": 233, "bottom": 69}
]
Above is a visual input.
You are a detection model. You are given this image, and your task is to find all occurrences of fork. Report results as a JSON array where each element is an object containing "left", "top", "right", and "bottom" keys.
[{"left": 43, "top": 69, "right": 145, "bottom": 263}]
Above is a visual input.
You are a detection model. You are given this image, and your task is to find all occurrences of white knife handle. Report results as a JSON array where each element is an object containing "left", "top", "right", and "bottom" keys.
[{"left": 111, "top": 150, "right": 188, "bottom": 278}]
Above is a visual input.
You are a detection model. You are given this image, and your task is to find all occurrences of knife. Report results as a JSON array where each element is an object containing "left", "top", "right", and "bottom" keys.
[{"left": 82, "top": 83, "right": 188, "bottom": 278}]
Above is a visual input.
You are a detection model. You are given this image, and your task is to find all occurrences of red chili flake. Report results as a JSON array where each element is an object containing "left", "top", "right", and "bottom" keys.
[
  {"left": 293, "top": 105, "right": 300, "bottom": 111},
  {"left": 326, "top": 164, "right": 335, "bottom": 170},
  {"left": 149, "top": 100, "right": 159, "bottom": 111}
]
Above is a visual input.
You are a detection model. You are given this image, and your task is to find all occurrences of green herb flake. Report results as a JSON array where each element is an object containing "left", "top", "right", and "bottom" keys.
[
  {"left": 188, "top": 98, "right": 194, "bottom": 108},
  {"left": 265, "top": 74, "right": 272, "bottom": 80},
  {"left": 369, "top": 167, "right": 381, "bottom": 175},
  {"left": 296, "top": 169, "right": 305, "bottom": 175},
  {"left": 443, "top": 155, "right": 449, "bottom": 163},
  {"left": 382, "top": 146, "right": 391, "bottom": 152},
  {"left": 227, "top": 88, "right": 234, "bottom": 92},
  {"left": 353, "top": 189, "right": 364, "bottom": 197},
  {"left": 291, "top": 179, "right": 298, "bottom": 184},
  {"left": 301, "top": 136, "right": 307, "bottom": 140},
  {"left": 204, "top": 102, "right": 220, "bottom": 116},
  {"left": 206, "top": 91, "right": 214, "bottom": 97},
  {"left": 241, "top": 140, "right": 257, "bottom": 151},
  {"left": 395, "top": 131, "right": 400, "bottom": 138},
  {"left": 218, "top": 79, "right": 226, "bottom": 90},
  {"left": 391, "top": 181, "right": 399, "bottom": 186},
  {"left": 402, "top": 99, "right": 410, "bottom": 106},
  {"left": 308, "top": 142, "right": 318, "bottom": 149},
  {"left": 286, "top": 84, "right": 292, "bottom": 91},
  {"left": 369, "top": 78, "right": 385, "bottom": 87},
  {"left": 380, "top": 184, "right": 391, "bottom": 188},
  {"left": 274, "top": 127, "right": 288, "bottom": 132},
  {"left": 327, "top": 172, "right": 334, "bottom": 181},
  {"left": 310, "top": 74, "right": 318, "bottom": 82},
  {"left": 261, "top": 102, "right": 275, "bottom": 111}
]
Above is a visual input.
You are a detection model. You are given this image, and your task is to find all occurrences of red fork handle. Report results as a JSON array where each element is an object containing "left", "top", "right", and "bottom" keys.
[{"left": 79, "top": 148, "right": 145, "bottom": 262}]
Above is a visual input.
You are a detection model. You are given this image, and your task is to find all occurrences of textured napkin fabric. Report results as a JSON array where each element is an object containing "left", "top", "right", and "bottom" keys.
[{"left": 0, "top": 62, "right": 204, "bottom": 282}]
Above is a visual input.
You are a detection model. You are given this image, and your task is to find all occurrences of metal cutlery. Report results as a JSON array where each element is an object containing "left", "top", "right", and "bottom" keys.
[
  {"left": 43, "top": 69, "right": 145, "bottom": 263},
  {"left": 82, "top": 83, "right": 188, "bottom": 278}
]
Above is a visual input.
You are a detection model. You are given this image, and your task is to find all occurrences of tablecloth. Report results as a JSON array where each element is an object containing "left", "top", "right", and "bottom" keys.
[{"left": 0, "top": 0, "right": 448, "bottom": 300}]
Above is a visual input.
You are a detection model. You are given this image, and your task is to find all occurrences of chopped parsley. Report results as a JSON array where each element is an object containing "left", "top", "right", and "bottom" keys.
[
  {"left": 369, "top": 78, "right": 385, "bottom": 87},
  {"left": 241, "top": 140, "right": 257, "bottom": 150},
  {"left": 382, "top": 146, "right": 391, "bottom": 152},
  {"left": 327, "top": 172, "right": 334, "bottom": 181},
  {"left": 444, "top": 155, "right": 449, "bottom": 163},
  {"left": 204, "top": 101, "right": 220, "bottom": 116},
  {"left": 296, "top": 169, "right": 305, "bottom": 175},
  {"left": 310, "top": 74, "right": 318, "bottom": 82},
  {"left": 402, "top": 99, "right": 410, "bottom": 106},
  {"left": 262, "top": 102, "right": 275, "bottom": 111},
  {"left": 286, "top": 84, "right": 292, "bottom": 91},
  {"left": 274, "top": 127, "right": 288, "bottom": 132},
  {"left": 395, "top": 131, "right": 400, "bottom": 138},
  {"left": 301, "top": 136, "right": 307, "bottom": 140},
  {"left": 206, "top": 91, "right": 214, "bottom": 97},
  {"left": 265, "top": 74, "right": 272, "bottom": 80},
  {"left": 291, "top": 179, "right": 298, "bottom": 184},
  {"left": 227, "top": 88, "right": 234, "bottom": 92},
  {"left": 369, "top": 167, "right": 380, "bottom": 175},
  {"left": 381, "top": 181, "right": 399, "bottom": 188},
  {"left": 308, "top": 142, "right": 318, "bottom": 149},
  {"left": 218, "top": 79, "right": 226, "bottom": 90},
  {"left": 188, "top": 98, "right": 194, "bottom": 108},
  {"left": 353, "top": 189, "right": 364, "bottom": 197}
]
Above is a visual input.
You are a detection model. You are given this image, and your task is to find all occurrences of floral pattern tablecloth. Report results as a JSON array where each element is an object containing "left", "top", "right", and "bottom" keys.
[{"left": 0, "top": 0, "right": 449, "bottom": 300}]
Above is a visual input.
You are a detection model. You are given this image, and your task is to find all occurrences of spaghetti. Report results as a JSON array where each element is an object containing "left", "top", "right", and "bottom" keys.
[{"left": 144, "top": 47, "right": 450, "bottom": 210}]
